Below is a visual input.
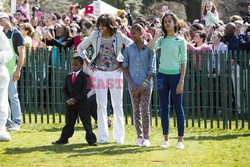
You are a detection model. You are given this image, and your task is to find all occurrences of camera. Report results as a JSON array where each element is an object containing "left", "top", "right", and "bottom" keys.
[{"left": 32, "top": 6, "right": 41, "bottom": 12}]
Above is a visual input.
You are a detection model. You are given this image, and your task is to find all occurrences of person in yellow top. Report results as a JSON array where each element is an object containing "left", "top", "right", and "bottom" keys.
[
  {"left": 117, "top": 9, "right": 128, "bottom": 26},
  {"left": 19, "top": 23, "right": 34, "bottom": 50}
]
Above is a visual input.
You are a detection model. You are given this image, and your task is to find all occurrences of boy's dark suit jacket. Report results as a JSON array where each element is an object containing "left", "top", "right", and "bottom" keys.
[{"left": 63, "top": 70, "right": 90, "bottom": 110}]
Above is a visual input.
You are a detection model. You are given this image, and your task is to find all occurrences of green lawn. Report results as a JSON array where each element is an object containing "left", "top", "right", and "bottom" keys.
[{"left": 0, "top": 118, "right": 249, "bottom": 167}]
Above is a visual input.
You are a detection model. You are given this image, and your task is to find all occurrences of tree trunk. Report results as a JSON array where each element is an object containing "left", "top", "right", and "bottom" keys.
[{"left": 185, "top": 0, "right": 202, "bottom": 22}]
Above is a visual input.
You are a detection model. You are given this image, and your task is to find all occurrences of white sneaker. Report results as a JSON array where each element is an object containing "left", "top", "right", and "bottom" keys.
[
  {"left": 98, "top": 140, "right": 108, "bottom": 144},
  {"left": 135, "top": 138, "right": 144, "bottom": 146},
  {"left": 117, "top": 141, "right": 124, "bottom": 145},
  {"left": 0, "top": 131, "right": 11, "bottom": 141},
  {"left": 142, "top": 139, "right": 150, "bottom": 147},
  {"left": 7, "top": 125, "right": 20, "bottom": 132},
  {"left": 161, "top": 141, "right": 170, "bottom": 148},
  {"left": 176, "top": 142, "right": 184, "bottom": 149}
]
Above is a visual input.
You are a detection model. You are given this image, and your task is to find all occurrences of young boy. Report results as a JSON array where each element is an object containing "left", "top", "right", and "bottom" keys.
[{"left": 52, "top": 56, "right": 97, "bottom": 146}]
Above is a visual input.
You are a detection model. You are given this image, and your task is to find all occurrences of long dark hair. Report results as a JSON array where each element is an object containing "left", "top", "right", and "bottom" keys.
[
  {"left": 161, "top": 12, "right": 179, "bottom": 38},
  {"left": 96, "top": 14, "right": 118, "bottom": 36}
]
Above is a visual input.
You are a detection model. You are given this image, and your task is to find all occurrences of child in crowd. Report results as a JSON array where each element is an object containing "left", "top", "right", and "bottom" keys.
[
  {"left": 32, "top": 30, "right": 45, "bottom": 53},
  {"left": 202, "top": 1, "right": 219, "bottom": 25},
  {"left": 17, "top": 0, "right": 30, "bottom": 21}
]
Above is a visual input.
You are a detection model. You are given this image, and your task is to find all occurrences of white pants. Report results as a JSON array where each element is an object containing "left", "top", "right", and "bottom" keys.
[
  {"left": 231, "top": 64, "right": 241, "bottom": 112},
  {"left": 93, "top": 70, "right": 124, "bottom": 143},
  {"left": 0, "top": 65, "right": 10, "bottom": 131}
]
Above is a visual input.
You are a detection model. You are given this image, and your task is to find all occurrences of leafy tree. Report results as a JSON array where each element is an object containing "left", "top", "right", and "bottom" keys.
[{"left": 2, "top": 0, "right": 11, "bottom": 12}]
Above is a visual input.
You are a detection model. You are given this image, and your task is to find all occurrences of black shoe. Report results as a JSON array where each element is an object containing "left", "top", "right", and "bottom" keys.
[
  {"left": 89, "top": 142, "right": 98, "bottom": 146},
  {"left": 52, "top": 139, "right": 68, "bottom": 144}
]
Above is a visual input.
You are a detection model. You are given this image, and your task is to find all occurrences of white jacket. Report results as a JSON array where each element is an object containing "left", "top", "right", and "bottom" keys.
[
  {"left": 0, "top": 27, "right": 13, "bottom": 134},
  {"left": 77, "top": 30, "right": 133, "bottom": 68},
  {"left": 0, "top": 29, "right": 13, "bottom": 65}
]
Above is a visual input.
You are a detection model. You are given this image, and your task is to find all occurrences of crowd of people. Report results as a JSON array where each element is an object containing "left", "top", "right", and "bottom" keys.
[{"left": 0, "top": 0, "right": 249, "bottom": 148}]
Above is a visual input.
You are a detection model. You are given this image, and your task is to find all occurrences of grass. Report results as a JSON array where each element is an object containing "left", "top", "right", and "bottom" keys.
[{"left": 0, "top": 117, "right": 249, "bottom": 167}]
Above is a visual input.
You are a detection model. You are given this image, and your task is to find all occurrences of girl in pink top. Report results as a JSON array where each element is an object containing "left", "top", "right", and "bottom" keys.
[
  {"left": 202, "top": 1, "right": 219, "bottom": 25},
  {"left": 17, "top": 0, "right": 30, "bottom": 20}
]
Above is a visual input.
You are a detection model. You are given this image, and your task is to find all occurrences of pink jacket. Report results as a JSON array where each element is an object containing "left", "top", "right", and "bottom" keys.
[
  {"left": 17, "top": 4, "right": 30, "bottom": 20},
  {"left": 187, "top": 43, "right": 209, "bottom": 70}
]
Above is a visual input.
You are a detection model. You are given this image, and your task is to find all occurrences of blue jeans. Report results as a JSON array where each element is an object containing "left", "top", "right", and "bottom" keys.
[
  {"left": 6, "top": 77, "right": 21, "bottom": 126},
  {"left": 157, "top": 73, "right": 185, "bottom": 137}
]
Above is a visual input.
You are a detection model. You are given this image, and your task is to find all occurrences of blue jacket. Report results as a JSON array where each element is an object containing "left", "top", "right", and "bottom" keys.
[{"left": 228, "top": 33, "right": 248, "bottom": 60}]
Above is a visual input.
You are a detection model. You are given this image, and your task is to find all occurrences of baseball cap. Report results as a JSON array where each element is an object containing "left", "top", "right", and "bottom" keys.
[{"left": 0, "top": 12, "right": 9, "bottom": 19}]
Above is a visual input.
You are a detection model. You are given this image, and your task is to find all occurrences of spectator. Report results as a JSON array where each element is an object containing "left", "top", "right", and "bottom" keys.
[
  {"left": 69, "top": 5, "right": 81, "bottom": 24},
  {"left": 204, "top": 22, "right": 216, "bottom": 43},
  {"left": 208, "top": 31, "right": 228, "bottom": 75},
  {"left": 62, "top": 15, "right": 71, "bottom": 26},
  {"left": 217, "top": 25, "right": 225, "bottom": 36},
  {"left": 124, "top": 4, "right": 133, "bottom": 26},
  {"left": 160, "top": 5, "right": 169, "bottom": 17},
  {"left": 243, "top": 5, "right": 250, "bottom": 23},
  {"left": 207, "top": 31, "right": 228, "bottom": 112},
  {"left": 221, "top": 22, "right": 236, "bottom": 46},
  {"left": 45, "top": 24, "right": 74, "bottom": 66},
  {"left": 0, "top": 12, "right": 25, "bottom": 131},
  {"left": 19, "top": 23, "right": 34, "bottom": 49},
  {"left": 190, "top": 23, "right": 204, "bottom": 40},
  {"left": 187, "top": 30, "right": 209, "bottom": 70},
  {"left": 179, "top": 27, "right": 191, "bottom": 42},
  {"left": 202, "top": 1, "right": 219, "bottom": 25},
  {"left": 43, "top": 13, "right": 56, "bottom": 38},
  {"left": 32, "top": 30, "right": 45, "bottom": 53},
  {"left": 17, "top": 0, "right": 30, "bottom": 21},
  {"left": 117, "top": 9, "right": 128, "bottom": 26},
  {"left": 230, "top": 15, "right": 243, "bottom": 23},
  {"left": 14, "top": 10, "right": 25, "bottom": 24},
  {"left": 228, "top": 19, "right": 247, "bottom": 113},
  {"left": 69, "top": 22, "right": 81, "bottom": 49},
  {"left": 239, "top": 24, "right": 250, "bottom": 50},
  {"left": 80, "top": 19, "right": 95, "bottom": 59}
]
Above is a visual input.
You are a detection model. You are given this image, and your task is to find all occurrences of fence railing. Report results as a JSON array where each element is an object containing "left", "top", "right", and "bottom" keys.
[{"left": 18, "top": 48, "right": 250, "bottom": 129}]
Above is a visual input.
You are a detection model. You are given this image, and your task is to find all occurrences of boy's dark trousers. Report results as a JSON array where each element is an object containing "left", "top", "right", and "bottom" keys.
[
  {"left": 59, "top": 104, "right": 96, "bottom": 144},
  {"left": 60, "top": 70, "right": 97, "bottom": 144}
]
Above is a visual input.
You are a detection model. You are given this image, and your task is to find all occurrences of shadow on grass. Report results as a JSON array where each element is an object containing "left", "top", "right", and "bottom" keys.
[
  {"left": 184, "top": 133, "right": 250, "bottom": 141},
  {"left": 38, "top": 126, "right": 98, "bottom": 132},
  {"left": 3, "top": 144, "right": 162, "bottom": 157}
]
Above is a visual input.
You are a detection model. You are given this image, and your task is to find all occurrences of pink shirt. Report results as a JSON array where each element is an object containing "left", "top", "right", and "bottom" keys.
[
  {"left": 187, "top": 43, "right": 209, "bottom": 70},
  {"left": 17, "top": 4, "right": 30, "bottom": 20}
]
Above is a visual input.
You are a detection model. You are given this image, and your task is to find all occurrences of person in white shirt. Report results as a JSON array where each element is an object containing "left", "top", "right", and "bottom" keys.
[{"left": 0, "top": 26, "right": 13, "bottom": 141}]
